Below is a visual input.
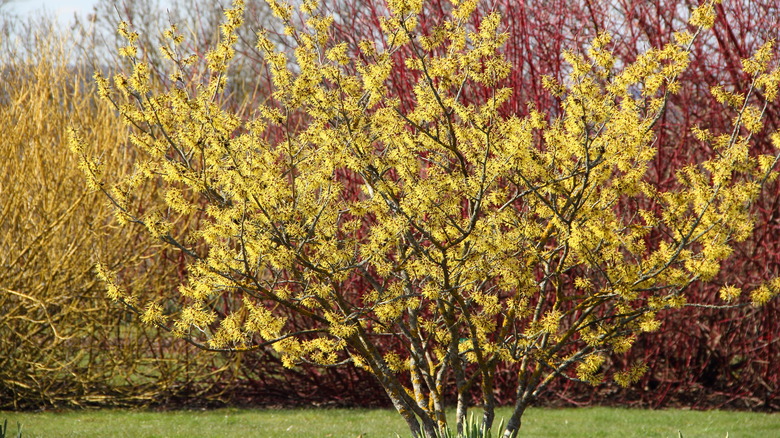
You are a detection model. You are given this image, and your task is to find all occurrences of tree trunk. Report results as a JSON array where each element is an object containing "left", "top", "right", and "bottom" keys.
[
  {"left": 456, "top": 388, "right": 468, "bottom": 437},
  {"left": 481, "top": 366, "right": 496, "bottom": 432},
  {"left": 502, "top": 400, "right": 527, "bottom": 438}
]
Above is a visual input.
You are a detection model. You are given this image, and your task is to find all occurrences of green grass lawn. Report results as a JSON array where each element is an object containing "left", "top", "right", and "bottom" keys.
[{"left": 1, "top": 406, "right": 777, "bottom": 437}]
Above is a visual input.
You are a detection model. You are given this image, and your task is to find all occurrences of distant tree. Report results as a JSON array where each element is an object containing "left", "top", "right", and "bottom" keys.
[{"left": 72, "top": 0, "right": 779, "bottom": 436}]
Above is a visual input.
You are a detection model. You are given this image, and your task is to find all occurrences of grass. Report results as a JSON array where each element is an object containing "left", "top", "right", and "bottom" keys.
[{"left": 1, "top": 407, "right": 778, "bottom": 438}]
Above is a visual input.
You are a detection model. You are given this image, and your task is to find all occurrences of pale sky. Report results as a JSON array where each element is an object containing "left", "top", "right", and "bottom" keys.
[
  {"left": 8, "top": 0, "right": 100, "bottom": 19},
  {"left": 6, "top": 0, "right": 178, "bottom": 29},
  {"left": 7, "top": 1, "right": 173, "bottom": 22}
]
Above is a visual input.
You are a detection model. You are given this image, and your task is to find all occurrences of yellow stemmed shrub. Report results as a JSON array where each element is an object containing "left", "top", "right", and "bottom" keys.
[
  {"left": 74, "top": 0, "right": 779, "bottom": 436},
  {"left": 0, "top": 25, "right": 229, "bottom": 409}
]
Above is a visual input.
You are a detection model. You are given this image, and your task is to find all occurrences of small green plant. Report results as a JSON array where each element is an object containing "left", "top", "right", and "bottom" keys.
[
  {"left": 678, "top": 432, "right": 730, "bottom": 438},
  {"left": 404, "top": 413, "right": 504, "bottom": 438},
  {"left": 0, "top": 419, "right": 22, "bottom": 438}
]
